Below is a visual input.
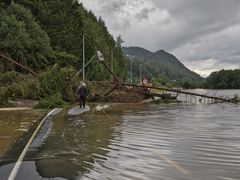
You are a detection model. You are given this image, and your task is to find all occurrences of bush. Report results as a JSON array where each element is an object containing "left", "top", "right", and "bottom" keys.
[
  {"left": 7, "top": 82, "right": 25, "bottom": 97},
  {"left": 7, "top": 75, "right": 40, "bottom": 100},
  {"left": 55, "top": 51, "right": 78, "bottom": 68},
  {"left": 36, "top": 94, "right": 65, "bottom": 109},
  {"left": 182, "top": 81, "right": 197, "bottom": 89},
  {"left": 22, "top": 77, "right": 41, "bottom": 99},
  {"left": 0, "top": 71, "right": 19, "bottom": 85},
  {"left": 0, "top": 65, "right": 82, "bottom": 105},
  {"left": 39, "top": 64, "right": 80, "bottom": 102},
  {"left": 0, "top": 87, "right": 8, "bottom": 106}
]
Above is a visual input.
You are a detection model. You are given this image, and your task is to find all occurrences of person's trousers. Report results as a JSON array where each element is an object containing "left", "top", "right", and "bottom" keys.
[{"left": 80, "top": 96, "right": 86, "bottom": 108}]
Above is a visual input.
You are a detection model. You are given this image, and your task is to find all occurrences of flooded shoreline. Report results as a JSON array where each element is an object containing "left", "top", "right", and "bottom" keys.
[
  {"left": 0, "top": 90, "right": 240, "bottom": 180},
  {"left": 0, "top": 110, "right": 46, "bottom": 163}
]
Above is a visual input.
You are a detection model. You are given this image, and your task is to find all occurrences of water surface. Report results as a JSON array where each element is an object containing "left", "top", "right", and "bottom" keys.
[
  {"left": 1, "top": 90, "right": 240, "bottom": 180},
  {"left": 0, "top": 110, "right": 44, "bottom": 160}
]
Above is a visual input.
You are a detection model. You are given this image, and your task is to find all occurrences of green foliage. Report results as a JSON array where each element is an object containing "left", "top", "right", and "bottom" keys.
[
  {"left": 55, "top": 51, "right": 78, "bottom": 68},
  {"left": 1, "top": 1, "right": 127, "bottom": 80},
  {"left": 0, "top": 68, "right": 78, "bottom": 107},
  {"left": 39, "top": 64, "right": 79, "bottom": 102},
  {"left": 36, "top": 94, "right": 65, "bottom": 109},
  {"left": 0, "top": 72, "right": 40, "bottom": 100},
  {"left": 0, "top": 71, "right": 18, "bottom": 85},
  {"left": 182, "top": 81, "right": 193, "bottom": 89},
  {"left": 7, "top": 82, "right": 25, "bottom": 97},
  {"left": 206, "top": 69, "right": 240, "bottom": 89},
  {"left": 0, "top": 13, "right": 30, "bottom": 66},
  {"left": 8, "top": 75, "right": 41, "bottom": 99},
  {"left": 16, "top": 0, "right": 127, "bottom": 80},
  {"left": 0, "top": 0, "right": 11, "bottom": 12},
  {"left": 0, "top": 87, "right": 8, "bottom": 107},
  {"left": 0, "top": 2, "right": 55, "bottom": 71},
  {"left": 0, "top": 0, "right": 129, "bottom": 107}
]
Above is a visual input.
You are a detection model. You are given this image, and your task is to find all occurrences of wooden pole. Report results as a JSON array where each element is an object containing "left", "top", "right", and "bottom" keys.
[
  {"left": 83, "top": 34, "right": 85, "bottom": 80},
  {"left": 121, "top": 83, "right": 232, "bottom": 103},
  {"left": 111, "top": 49, "right": 114, "bottom": 82}
]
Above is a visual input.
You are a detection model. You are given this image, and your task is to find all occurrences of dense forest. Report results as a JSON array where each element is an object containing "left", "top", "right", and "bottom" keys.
[
  {"left": 206, "top": 69, "right": 240, "bottom": 89},
  {"left": 0, "top": 0, "right": 127, "bottom": 107},
  {"left": 0, "top": 0, "right": 127, "bottom": 78}
]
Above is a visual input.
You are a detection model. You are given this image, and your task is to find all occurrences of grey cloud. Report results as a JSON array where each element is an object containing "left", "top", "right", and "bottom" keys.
[
  {"left": 148, "top": 0, "right": 240, "bottom": 50},
  {"left": 81, "top": 0, "right": 240, "bottom": 76},
  {"left": 155, "top": 0, "right": 240, "bottom": 24},
  {"left": 135, "top": 8, "right": 154, "bottom": 20},
  {"left": 100, "top": 0, "right": 127, "bottom": 13}
]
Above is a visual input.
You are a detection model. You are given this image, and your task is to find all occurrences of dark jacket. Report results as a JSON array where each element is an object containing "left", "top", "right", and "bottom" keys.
[{"left": 78, "top": 86, "right": 88, "bottom": 97}]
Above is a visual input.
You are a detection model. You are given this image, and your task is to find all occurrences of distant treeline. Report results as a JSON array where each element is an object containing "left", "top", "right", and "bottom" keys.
[{"left": 206, "top": 69, "right": 240, "bottom": 89}]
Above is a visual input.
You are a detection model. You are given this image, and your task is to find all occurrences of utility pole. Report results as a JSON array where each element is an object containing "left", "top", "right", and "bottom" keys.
[
  {"left": 139, "top": 64, "right": 142, "bottom": 83},
  {"left": 82, "top": 34, "right": 86, "bottom": 80},
  {"left": 97, "top": 50, "right": 120, "bottom": 83},
  {"left": 76, "top": 54, "right": 96, "bottom": 76},
  {"left": 130, "top": 59, "right": 133, "bottom": 84},
  {"left": 111, "top": 49, "right": 114, "bottom": 82}
]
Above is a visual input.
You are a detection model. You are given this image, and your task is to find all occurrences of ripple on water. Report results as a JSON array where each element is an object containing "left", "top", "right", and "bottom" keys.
[{"left": 4, "top": 101, "right": 240, "bottom": 180}]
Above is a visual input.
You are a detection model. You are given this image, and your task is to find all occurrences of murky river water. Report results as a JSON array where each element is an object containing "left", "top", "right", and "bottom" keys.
[
  {"left": 1, "top": 90, "right": 240, "bottom": 180},
  {"left": 0, "top": 110, "right": 44, "bottom": 159}
]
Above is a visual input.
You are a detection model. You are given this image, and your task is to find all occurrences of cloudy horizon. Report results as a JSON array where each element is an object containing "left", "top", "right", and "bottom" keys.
[{"left": 80, "top": 0, "right": 240, "bottom": 77}]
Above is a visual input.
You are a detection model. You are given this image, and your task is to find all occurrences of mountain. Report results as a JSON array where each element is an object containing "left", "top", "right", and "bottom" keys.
[{"left": 122, "top": 46, "right": 204, "bottom": 84}]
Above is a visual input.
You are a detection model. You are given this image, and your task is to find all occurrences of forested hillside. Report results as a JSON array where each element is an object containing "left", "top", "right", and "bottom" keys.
[
  {"left": 123, "top": 47, "right": 204, "bottom": 86},
  {"left": 0, "top": 0, "right": 127, "bottom": 79},
  {"left": 0, "top": 0, "right": 127, "bottom": 107}
]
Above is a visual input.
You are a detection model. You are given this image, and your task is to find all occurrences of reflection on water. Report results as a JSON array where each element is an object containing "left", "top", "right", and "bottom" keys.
[
  {"left": 83, "top": 104, "right": 240, "bottom": 180},
  {"left": 26, "top": 111, "right": 124, "bottom": 179},
  {"left": 0, "top": 110, "right": 44, "bottom": 160},
  {"left": 1, "top": 90, "right": 240, "bottom": 180}
]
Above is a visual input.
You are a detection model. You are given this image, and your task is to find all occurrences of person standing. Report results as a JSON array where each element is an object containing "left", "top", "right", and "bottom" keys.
[{"left": 78, "top": 82, "right": 88, "bottom": 108}]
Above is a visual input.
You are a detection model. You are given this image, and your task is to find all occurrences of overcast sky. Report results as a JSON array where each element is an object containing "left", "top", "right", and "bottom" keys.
[{"left": 80, "top": 0, "right": 240, "bottom": 77}]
